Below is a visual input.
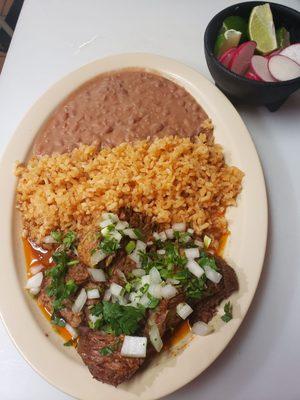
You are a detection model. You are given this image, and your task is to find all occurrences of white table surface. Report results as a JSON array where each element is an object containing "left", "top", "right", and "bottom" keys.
[{"left": 0, "top": 0, "right": 300, "bottom": 399}]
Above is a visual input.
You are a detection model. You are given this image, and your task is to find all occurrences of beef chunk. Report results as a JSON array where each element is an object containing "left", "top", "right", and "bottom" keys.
[
  {"left": 77, "top": 229, "right": 99, "bottom": 267},
  {"left": 109, "top": 255, "right": 136, "bottom": 285},
  {"left": 119, "top": 208, "right": 157, "bottom": 240},
  {"left": 77, "top": 329, "right": 144, "bottom": 386},
  {"left": 190, "top": 256, "right": 238, "bottom": 324},
  {"left": 60, "top": 304, "right": 82, "bottom": 328},
  {"left": 66, "top": 263, "right": 89, "bottom": 285},
  {"left": 37, "top": 276, "right": 53, "bottom": 313}
]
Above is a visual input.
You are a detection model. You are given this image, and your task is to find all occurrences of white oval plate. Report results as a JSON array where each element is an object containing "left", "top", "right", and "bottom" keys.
[{"left": 0, "top": 53, "right": 267, "bottom": 400}]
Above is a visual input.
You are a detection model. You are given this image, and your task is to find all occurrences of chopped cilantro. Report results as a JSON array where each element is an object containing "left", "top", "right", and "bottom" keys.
[
  {"left": 51, "top": 314, "right": 66, "bottom": 327},
  {"left": 133, "top": 228, "right": 143, "bottom": 240},
  {"left": 102, "top": 301, "right": 146, "bottom": 335},
  {"left": 221, "top": 302, "right": 233, "bottom": 323},
  {"left": 63, "top": 231, "right": 76, "bottom": 248},
  {"left": 99, "top": 346, "right": 114, "bottom": 356},
  {"left": 125, "top": 282, "right": 132, "bottom": 293},
  {"left": 99, "top": 237, "right": 120, "bottom": 254},
  {"left": 147, "top": 293, "right": 160, "bottom": 309},
  {"left": 90, "top": 303, "right": 103, "bottom": 317},
  {"left": 125, "top": 240, "right": 136, "bottom": 254},
  {"left": 45, "top": 251, "right": 78, "bottom": 311},
  {"left": 51, "top": 230, "right": 62, "bottom": 243}
]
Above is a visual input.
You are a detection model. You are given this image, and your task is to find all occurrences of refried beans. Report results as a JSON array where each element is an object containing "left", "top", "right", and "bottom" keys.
[{"left": 33, "top": 69, "right": 209, "bottom": 155}]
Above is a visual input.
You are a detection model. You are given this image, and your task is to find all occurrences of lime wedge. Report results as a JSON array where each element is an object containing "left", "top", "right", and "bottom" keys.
[
  {"left": 221, "top": 16, "right": 248, "bottom": 41},
  {"left": 214, "top": 29, "right": 241, "bottom": 57},
  {"left": 249, "top": 3, "right": 277, "bottom": 54},
  {"left": 276, "top": 27, "right": 290, "bottom": 49}
]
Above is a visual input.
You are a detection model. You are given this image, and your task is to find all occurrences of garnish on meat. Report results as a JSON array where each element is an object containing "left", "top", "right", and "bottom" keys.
[{"left": 25, "top": 210, "right": 238, "bottom": 386}]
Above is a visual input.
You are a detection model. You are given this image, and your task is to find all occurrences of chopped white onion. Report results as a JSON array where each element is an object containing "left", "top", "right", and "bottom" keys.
[
  {"left": 101, "top": 212, "right": 119, "bottom": 222},
  {"left": 187, "top": 228, "right": 194, "bottom": 234},
  {"left": 149, "top": 267, "right": 162, "bottom": 284},
  {"left": 90, "top": 250, "right": 106, "bottom": 266},
  {"left": 186, "top": 260, "right": 204, "bottom": 278},
  {"left": 129, "top": 292, "right": 140, "bottom": 303},
  {"left": 103, "top": 288, "right": 112, "bottom": 301},
  {"left": 153, "top": 232, "right": 160, "bottom": 241},
  {"left": 87, "top": 288, "right": 100, "bottom": 299},
  {"left": 128, "top": 251, "right": 141, "bottom": 266},
  {"left": 123, "top": 228, "right": 138, "bottom": 239},
  {"left": 176, "top": 302, "right": 193, "bottom": 320},
  {"left": 139, "top": 293, "right": 150, "bottom": 307},
  {"left": 165, "top": 228, "right": 174, "bottom": 239},
  {"left": 99, "top": 219, "right": 113, "bottom": 228},
  {"left": 25, "top": 272, "right": 43, "bottom": 289},
  {"left": 159, "top": 232, "right": 167, "bottom": 242},
  {"left": 192, "top": 321, "right": 212, "bottom": 336},
  {"left": 101, "top": 226, "right": 111, "bottom": 237},
  {"left": 89, "top": 314, "right": 101, "bottom": 324},
  {"left": 184, "top": 248, "right": 200, "bottom": 259},
  {"left": 146, "top": 241, "right": 153, "bottom": 246},
  {"left": 194, "top": 240, "right": 203, "bottom": 248},
  {"left": 72, "top": 288, "right": 87, "bottom": 313},
  {"left": 172, "top": 222, "right": 186, "bottom": 232},
  {"left": 148, "top": 284, "right": 162, "bottom": 299},
  {"left": 30, "top": 264, "right": 44, "bottom": 275},
  {"left": 132, "top": 268, "right": 146, "bottom": 277},
  {"left": 115, "top": 220, "right": 129, "bottom": 230},
  {"left": 161, "top": 284, "right": 177, "bottom": 299},
  {"left": 141, "top": 275, "right": 151, "bottom": 286},
  {"left": 111, "top": 230, "right": 123, "bottom": 242},
  {"left": 121, "top": 336, "right": 147, "bottom": 358},
  {"left": 29, "top": 287, "right": 41, "bottom": 295},
  {"left": 43, "top": 235, "right": 57, "bottom": 244},
  {"left": 110, "top": 282, "right": 123, "bottom": 297},
  {"left": 88, "top": 268, "right": 106, "bottom": 282},
  {"left": 65, "top": 323, "right": 78, "bottom": 339},
  {"left": 149, "top": 323, "right": 163, "bottom": 352},
  {"left": 135, "top": 240, "right": 147, "bottom": 252},
  {"left": 203, "top": 235, "right": 212, "bottom": 249},
  {"left": 204, "top": 266, "right": 222, "bottom": 284},
  {"left": 157, "top": 249, "right": 166, "bottom": 255}
]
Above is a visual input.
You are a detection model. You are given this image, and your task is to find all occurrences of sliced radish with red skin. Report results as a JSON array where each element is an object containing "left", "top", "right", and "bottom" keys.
[
  {"left": 268, "top": 55, "right": 300, "bottom": 81},
  {"left": 218, "top": 48, "right": 237, "bottom": 68},
  {"left": 229, "top": 41, "right": 257, "bottom": 75},
  {"left": 266, "top": 49, "right": 281, "bottom": 59},
  {"left": 251, "top": 55, "right": 277, "bottom": 82},
  {"left": 245, "top": 71, "right": 261, "bottom": 81},
  {"left": 280, "top": 43, "right": 300, "bottom": 65}
]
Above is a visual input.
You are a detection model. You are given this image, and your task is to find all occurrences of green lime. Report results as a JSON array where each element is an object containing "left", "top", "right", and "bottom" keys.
[
  {"left": 221, "top": 16, "right": 248, "bottom": 41},
  {"left": 249, "top": 3, "right": 277, "bottom": 54},
  {"left": 214, "top": 29, "right": 241, "bottom": 57},
  {"left": 276, "top": 27, "right": 290, "bottom": 49}
]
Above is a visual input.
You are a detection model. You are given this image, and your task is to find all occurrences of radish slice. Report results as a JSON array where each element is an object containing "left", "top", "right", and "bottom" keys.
[
  {"left": 268, "top": 55, "right": 300, "bottom": 81},
  {"left": 229, "top": 41, "right": 256, "bottom": 75},
  {"left": 245, "top": 71, "right": 261, "bottom": 81},
  {"left": 280, "top": 43, "right": 300, "bottom": 65},
  {"left": 266, "top": 49, "right": 281, "bottom": 59},
  {"left": 218, "top": 47, "right": 237, "bottom": 68},
  {"left": 250, "top": 55, "right": 277, "bottom": 82}
]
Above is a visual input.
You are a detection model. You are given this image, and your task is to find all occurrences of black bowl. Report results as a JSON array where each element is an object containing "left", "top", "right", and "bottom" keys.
[{"left": 204, "top": 1, "right": 300, "bottom": 111}]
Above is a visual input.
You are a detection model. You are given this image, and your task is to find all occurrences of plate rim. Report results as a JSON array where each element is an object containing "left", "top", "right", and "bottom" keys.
[{"left": 0, "top": 53, "right": 268, "bottom": 400}]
